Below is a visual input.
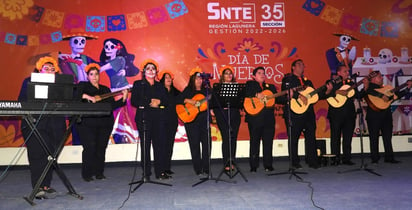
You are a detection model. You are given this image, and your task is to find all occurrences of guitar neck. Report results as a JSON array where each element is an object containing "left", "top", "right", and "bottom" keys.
[
  {"left": 391, "top": 81, "right": 410, "bottom": 93},
  {"left": 346, "top": 78, "right": 365, "bottom": 92},
  {"left": 268, "top": 86, "right": 305, "bottom": 99},
  {"left": 97, "top": 88, "right": 131, "bottom": 101}
]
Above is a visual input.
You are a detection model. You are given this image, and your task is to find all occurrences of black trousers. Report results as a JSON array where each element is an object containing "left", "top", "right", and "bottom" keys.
[
  {"left": 135, "top": 110, "right": 167, "bottom": 177},
  {"left": 285, "top": 115, "right": 318, "bottom": 166},
  {"left": 247, "top": 114, "right": 275, "bottom": 169},
  {"left": 214, "top": 108, "right": 240, "bottom": 165},
  {"left": 164, "top": 116, "right": 178, "bottom": 171},
  {"left": 22, "top": 117, "right": 65, "bottom": 188},
  {"left": 77, "top": 122, "right": 112, "bottom": 178},
  {"left": 184, "top": 112, "right": 210, "bottom": 174},
  {"left": 367, "top": 113, "right": 394, "bottom": 162},
  {"left": 329, "top": 114, "right": 355, "bottom": 162}
]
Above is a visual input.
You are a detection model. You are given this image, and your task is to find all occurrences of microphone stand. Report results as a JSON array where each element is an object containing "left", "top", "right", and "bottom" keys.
[
  {"left": 129, "top": 79, "right": 172, "bottom": 192},
  {"left": 338, "top": 78, "right": 381, "bottom": 176},
  {"left": 193, "top": 76, "right": 231, "bottom": 187},
  {"left": 268, "top": 82, "right": 307, "bottom": 180}
]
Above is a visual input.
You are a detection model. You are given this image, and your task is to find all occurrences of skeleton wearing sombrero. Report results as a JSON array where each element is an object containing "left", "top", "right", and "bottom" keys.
[
  {"left": 326, "top": 32, "right": 359, "bottom": 77},
  {"left": 58, "top": 32, "right": 98, "bottom": 83}
]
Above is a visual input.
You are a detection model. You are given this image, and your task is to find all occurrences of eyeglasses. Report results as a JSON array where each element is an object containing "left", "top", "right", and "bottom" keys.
[{"left": 42, "top": 66, "right": 56, "bottom": 72}]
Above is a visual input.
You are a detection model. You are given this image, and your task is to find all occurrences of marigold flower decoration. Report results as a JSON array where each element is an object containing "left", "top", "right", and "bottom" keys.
[
  {"left": 85, "top": 63, "right": 101, "bottom": 73},
  {"left": 158, "top": 70, "right": 174, "bottom": 80},
  {"left": 189, "top": 66, "right": 202, "bottom": 76},
  {"left": 219, "top": 65, "right": 234, "bottom": 76},
  {"left": 35, "top": 56, "right": 61, "bottom": 73},
  {"left": 0, "top": 0, "right": 33, "bottom": 21},
  {"left": 140, "top": 58, "right": 159, "bottom": 71}
]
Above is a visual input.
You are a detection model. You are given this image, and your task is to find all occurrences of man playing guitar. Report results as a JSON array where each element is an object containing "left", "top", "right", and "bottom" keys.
[
  {"left": 325, "top": 65, "right": 358, "bottom": 166},
  {"left": 279, "top": 59, "right": 332, "bottom": 169},
  {"left": 364, "top": 70, "right": 412, "bottom": 164}
]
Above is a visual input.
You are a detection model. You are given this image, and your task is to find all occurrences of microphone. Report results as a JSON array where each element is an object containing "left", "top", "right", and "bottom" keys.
[{"left": 199, "top": 72, "right": 213, "bottom": 79}]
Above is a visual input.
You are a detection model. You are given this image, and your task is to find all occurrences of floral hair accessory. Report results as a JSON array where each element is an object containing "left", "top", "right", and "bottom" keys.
[
  {"left": 219, "top": 65, "right": 234, "bottom": 76},
  {"left": 115, "top": 43, "right": 123, "bottom": 50},
  {"left": 158, "top": 70, "right": 174, "bottom": 80},
  {"left": 85, "top": 63, "right": 101, "bottom": 73},
  {"left": 140, "top": 58, "right": 159, "bottom": 71},
  {"left": 36, "top": 56, "right": 60, "bottom": 73},
  {"left": 189, "top": 66, "right": 202, "bottom": 76}
]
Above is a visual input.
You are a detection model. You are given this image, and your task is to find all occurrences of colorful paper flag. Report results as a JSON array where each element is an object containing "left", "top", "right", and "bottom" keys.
[
  {"left": 126, "top": 11, "right": 148, "bottom": 29},
  {"left": 340, "top": 13, "right": 361, "bottom": 31},
  {"left": 146, "top": 7, "right": 169, "bottom": 25},
  {"left": 86, "top": 16, "right": 106, "bottom": 32},
  {"left": 107, "top": 15, "right": 126, "bottom": 31},
  {"left": 166, "top": 0, "right": 189, "bottom": 19},
  {"left": 28, "top": 35, "right": 39, "bottom": 46},
  {"left": 320, "top": 5, "right": 342, "bottom": 25},
  {"left": 64, "top": 14, "right": 84, "bottom": 29},
  {"left": 381, "top": 21, "right": 399, "bottom": 38},
  {"left": 4, "top": 33, "right": 16, "bottom": 44},
  {"left": 41, "top": 8, "right": 64, "bottom": 28},
  {"left": 29, "top": 5, "right": 45, "bottom": 22},
  {"left": 360, "top": 18, "right": 379, "bottom": 36},
  {"left": 51, "top": 31, "right": 62, "bottom": 43},
  {"left": 16, "top": 35, "right": 28, "bottom": 46},
  {"left": 302, "top": 0, "right": 325, "bottom": 16}
]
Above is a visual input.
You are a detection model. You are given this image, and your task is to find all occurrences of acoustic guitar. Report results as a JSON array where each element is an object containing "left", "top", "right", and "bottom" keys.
[
  {"left": 94, "top": 87, "right": 131, "bottom": 102},
  {"left": 365, "top": 79, "right": 411, "bottom": 111},
  {"left": 243, "top": 86, "right": 305, "bottom": 115},
  {"left": 327, "top": 71, "right": 378, "bottom": 108},
  {"left": 291, "top": 76, "right": 342, "bottom": 114},
  {"left": 176, "top": 94, "right": 208, "bottom": 123}
]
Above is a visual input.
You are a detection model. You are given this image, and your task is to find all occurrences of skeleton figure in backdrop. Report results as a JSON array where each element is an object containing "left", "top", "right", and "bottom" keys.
[
  {"left": 326, "top": 32, "right": 359, "bottom": 77},
  {"left": 99, "top": 38, "right": 140, "bottom": 91},
  {"left": 59, "top": 32, "right": 98, "bottom": 145},
  {"left": 59, "top": 32, "right": 98, "bottom": 83},
  {"left": 98, "top": 38, "right": 140, "bottom": 144}
]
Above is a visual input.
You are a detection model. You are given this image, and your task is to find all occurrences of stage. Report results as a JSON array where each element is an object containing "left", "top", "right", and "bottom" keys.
[{"left": 0, "top": 154, "right": 411, "bottom": 210}]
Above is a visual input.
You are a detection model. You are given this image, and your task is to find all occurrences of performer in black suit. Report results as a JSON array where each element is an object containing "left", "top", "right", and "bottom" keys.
[
  {"left": 278, "top": 59, "right": 331, "bottom": 169},
  {"left": 18, "top": 56, "right": 65, "bottom": 199},
  {"left": 177, "top": 67, "right": 210, "bottom": 176},
  {"left": 158, "top": 70, "right": 181, "bottom": 176},
  {"left": 244, "top": 66, "right": 277, "bottom": 172},
  {"left": 364, "top": 71, "right": 412, "bottom": 164},
  {"left": 76, "top": 63, "right": 128, "bottom": 182},
  {"left": 211, "top": 65, "right": 242, "bottom": 172},
  {"left": 131, "top": 59, "right": 170, "bottom": 180},
  {"left": 325, "top": 65, "right": 357, "bottom": 165}
]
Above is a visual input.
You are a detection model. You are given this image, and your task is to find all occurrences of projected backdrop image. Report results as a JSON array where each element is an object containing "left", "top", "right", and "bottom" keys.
[{"left": 1, "top": 0, "right": 412, "bottom": 148}]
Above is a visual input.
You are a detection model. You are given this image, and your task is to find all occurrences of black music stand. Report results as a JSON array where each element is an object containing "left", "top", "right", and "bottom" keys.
[
  {"left": 192, "top": 76, "right": 232, "bottom": 187},
  {"left": 214, "top": 83, "right": 248, "bottom": 182},
  {"left": 268, "top": 83, "right": 307, "bottom": 180},
  {"left": 129, "top": 81, "right": 172, "bottom": 192},
  {"left": 22, "top": 109, "right": 83, "bottom": 205},
  {"left": 338, "top": 85, "right": 381, "bottom": 176}
]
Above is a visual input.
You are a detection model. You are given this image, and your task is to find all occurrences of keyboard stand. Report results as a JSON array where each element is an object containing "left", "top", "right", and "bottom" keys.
[{"left": 23, "top": 114, "right": 83, "bottom": 205}]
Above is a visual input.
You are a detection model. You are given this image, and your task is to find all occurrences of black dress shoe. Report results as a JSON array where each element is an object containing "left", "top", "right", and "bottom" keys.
[
  {"left": 384, "top": 159, "right": 401, "bottom": 164},
  {"left": 264, "top": 166, "right": 274, "bottom": 172},
  {"left": 156, "top": 173, "right": 171, "bottom": 180},
  {"left": 83, "top": 177, "right": 94, "bottom": 182},
  {"left": 342, "top": 160, "right": 355, "bottom": 165},
  {"left": 250, "top": 167, "right": 257, "bottom": 173},
  {"left": 292, "top": 163, "right": 302, "bottom": 169},
  {"left": 96, "top": 174, "right": 106, "bottom": 180},
  {"left": 165, "top": 170, "right": 174, "bottom": 175}
]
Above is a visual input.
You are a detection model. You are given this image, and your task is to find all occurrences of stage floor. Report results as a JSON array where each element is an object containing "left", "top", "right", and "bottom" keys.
[{"left": 1, "top": 153, "right": 411, "bottom": 210}]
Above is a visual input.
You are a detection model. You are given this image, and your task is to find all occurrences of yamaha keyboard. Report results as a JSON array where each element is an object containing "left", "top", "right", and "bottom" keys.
[{"left": 0, "top": 101, "right": 111, "bottom": 116}]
